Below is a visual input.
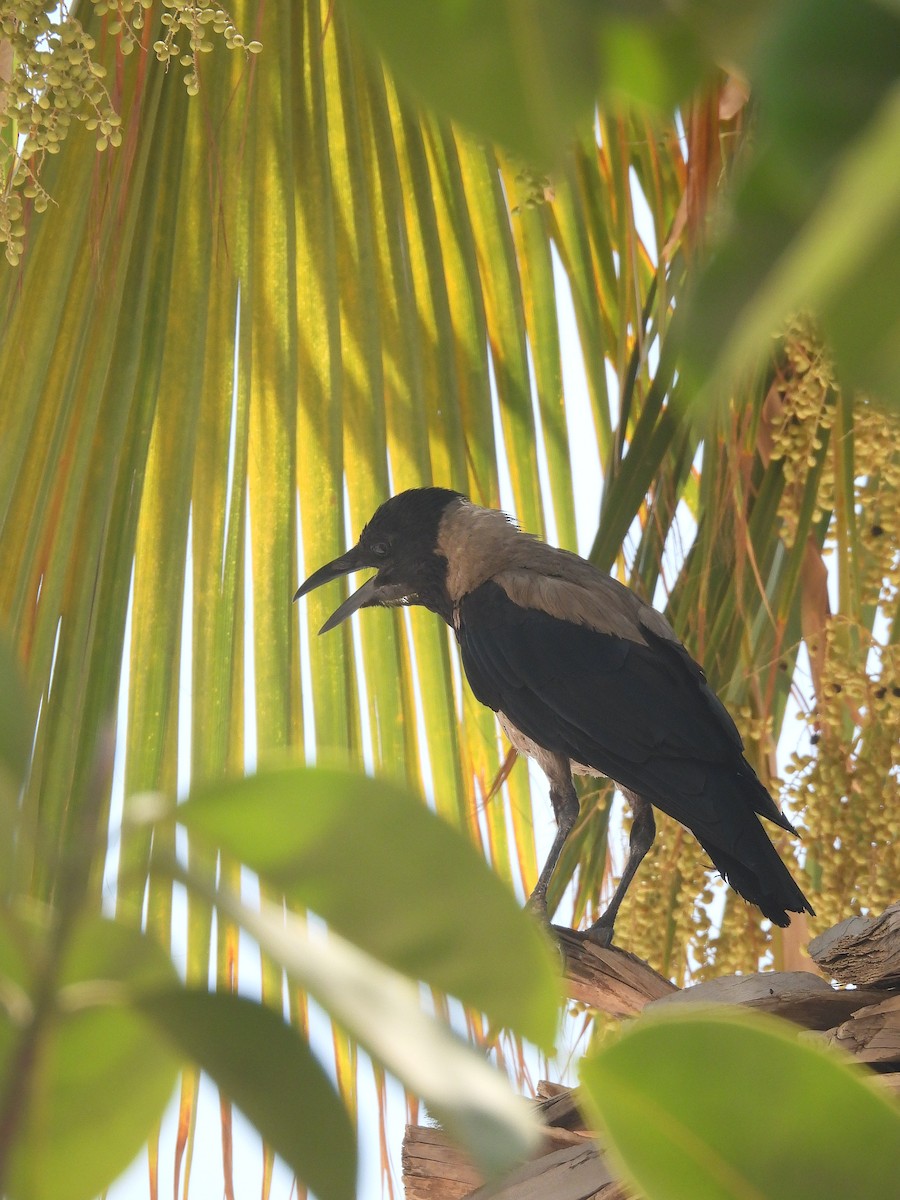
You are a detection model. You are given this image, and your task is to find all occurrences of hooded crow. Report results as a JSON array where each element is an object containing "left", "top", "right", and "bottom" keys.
[{"left": 295, "top": 487, "right": 814, "bottom": 945}]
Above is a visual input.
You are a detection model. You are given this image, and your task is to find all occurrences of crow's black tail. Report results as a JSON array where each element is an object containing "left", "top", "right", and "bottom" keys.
[{"left": 696, "top": 824, "right": 814, "bottom": 926}]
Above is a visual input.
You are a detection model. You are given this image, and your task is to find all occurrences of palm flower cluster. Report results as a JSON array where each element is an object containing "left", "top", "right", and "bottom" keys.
[
  {"left": 607, "top": 327, "right": 898, "bottom": 980},
  {"left": 0, "top": 0, "right": 259, "bottom": 264},
  {"left": 784, "top": 400, "right": 900, "bottom": 927},
  {"left": 0, "top": 1, "right": 116, "bottom": 263},
  {"left": 768, "top": 319, "right": 838, "bottom": 548}
]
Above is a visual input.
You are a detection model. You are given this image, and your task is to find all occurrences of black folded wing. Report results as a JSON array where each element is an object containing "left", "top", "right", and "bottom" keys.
[
  {"left": 457, "top": 580, "right": 793, "bottom": 839},
  {"left": 456, "top": 579, "right": 814, "bottom": 924}
]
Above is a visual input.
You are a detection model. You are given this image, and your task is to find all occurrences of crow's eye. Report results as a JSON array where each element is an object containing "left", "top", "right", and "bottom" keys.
[{"left": 371, "top": 541, "right": 390, "bottom": 559}]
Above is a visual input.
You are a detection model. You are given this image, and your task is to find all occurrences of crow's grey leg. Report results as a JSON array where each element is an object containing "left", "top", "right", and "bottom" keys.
[
  {"left": 585, "top": 791, "right": 655, "bottom": 947},
  {"left": 527, "top": 761, "right": 579, "bottom": 918}
]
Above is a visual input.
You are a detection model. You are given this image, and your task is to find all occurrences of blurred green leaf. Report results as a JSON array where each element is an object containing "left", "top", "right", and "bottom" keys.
[
  {"left": 343, "top": 0, "right": 713, "bottom": 163},
  {"left": 57, "top": 913, "right": 180, "bottom": 995},
  {"left": 593, "top": 5, "right": 710, "bottom": 113},
  {"left": 176, "top": 765, "right": 561, "bottom": 1050},
  {"left": 139, "top": 989, "right": 356, "bottom": 1200},
  {"left": 753, "top": 0, "right": 900, "bottom": 183},
  {"left": 684, "top": 0, "right": 900, "bottom": 406},
  {"left": 174, "top": 865, "right": 541, "bottom": 1180},
  {"left": 4, "top": 916, "right": 181, "bottom": 1200},
  {"left": 581, "top": 1008, "right": 900, "bottom": 1200},
  {"left": 343, "top": 0, "right": 599, "bottom": 163},
  {"left": 677, "top": 0, "right": 774, "bottom": 68},
  {"left": 783, "top": 90, "right": 900, "bottom": 400}
]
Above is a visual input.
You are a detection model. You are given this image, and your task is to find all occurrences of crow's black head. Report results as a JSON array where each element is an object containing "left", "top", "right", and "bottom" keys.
[{"left": 294, "top": 487, "right": 466, "bottom": 631}]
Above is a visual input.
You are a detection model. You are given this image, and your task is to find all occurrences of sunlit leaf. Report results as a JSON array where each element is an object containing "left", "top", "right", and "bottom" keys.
[
  {"left": 176, "top": 765, "right": 561, "bottom": 1050},
  {"left": 581, "top": 1008, "right": 900, "bottom": 1200},
  {"left": 173, "top": 863, "right": 541, "bottom": 1180}
]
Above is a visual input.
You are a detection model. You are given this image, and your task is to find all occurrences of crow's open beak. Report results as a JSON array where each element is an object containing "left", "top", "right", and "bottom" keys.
[{"left": 293, "top": 548, "right": 407, "bottom": 634}]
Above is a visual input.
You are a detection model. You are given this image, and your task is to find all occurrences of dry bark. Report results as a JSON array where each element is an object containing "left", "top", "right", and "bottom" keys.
[
  {"left": 808, "top": 904, "right": 900, "bottom": 987},
  {"left": 402, "top": 1126, "right": 482, "bottom": 1200},
  {"left": 402, "top": 1094, "right": 627, "bottom": 1200},
  {"left": 402, "top": 909, "right": 900, "bottom": 1200},
  {"left": 821, "top": 994, "right": 900, "bottom": 1066},
  {"left": 466, "top": 1143, "right": 624, "bottom": 1200},
  {"left": 552, "top": 927, "right": 678, "bottom": 1015},
  {"left": 646, "top": 969, "right": 890, "bottom": 1030}
]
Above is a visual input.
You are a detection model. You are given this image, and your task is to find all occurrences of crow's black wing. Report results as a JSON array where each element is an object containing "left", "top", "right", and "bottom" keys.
[
  {"left": 457, "top": 581, "right": 777, "bottom": 830},
  {"left": 457, "top": 580, "right": 811, "bottom": 923}
]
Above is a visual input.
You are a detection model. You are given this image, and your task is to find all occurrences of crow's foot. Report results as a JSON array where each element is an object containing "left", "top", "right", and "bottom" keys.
[{"left": 580, "top": 920, "right": 615, "bottom": 948}]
